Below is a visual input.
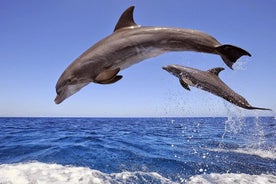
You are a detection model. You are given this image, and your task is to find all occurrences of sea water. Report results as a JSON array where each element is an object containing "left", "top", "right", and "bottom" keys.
[{"left": 0, "top": 117, "right": 275, "bottom": 184}]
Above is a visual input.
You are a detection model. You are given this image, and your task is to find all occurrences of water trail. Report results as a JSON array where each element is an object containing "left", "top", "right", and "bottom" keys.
[{"left": 232, "top": 60, "right": 248, "bottom": 71}]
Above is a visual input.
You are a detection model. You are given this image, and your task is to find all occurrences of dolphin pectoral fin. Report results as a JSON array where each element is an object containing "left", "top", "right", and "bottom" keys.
[
  {"left": 114, "top": 6, "right": 138, "bottom": 32},
  {"left": 216, "top": 45, "right": 251, "bottom": 69},
  {"left": 207, "top": 67, "right": 225, "bottom": 76},
  {"left": 179, "top": 79, "right": 190, "bottom": 91},
  {"left": 95, "top": 68, "right": 120, "bottom": 84},
  {"left": 98, "top": 75, "right": 123, "bottom": 84}
]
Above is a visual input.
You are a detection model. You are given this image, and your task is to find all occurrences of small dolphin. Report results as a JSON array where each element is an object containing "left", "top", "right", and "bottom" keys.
[
  {"left": 55, "top": 6, "right": 251, "bottom": 104},
  {"left": 162, "top": 64, "right": 271, "bottom": 110}
]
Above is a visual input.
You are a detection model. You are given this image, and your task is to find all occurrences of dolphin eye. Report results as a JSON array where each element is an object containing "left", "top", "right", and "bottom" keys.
[
  {"left": 67, "top": 78, "right": 72, "bottom": 84},
  {"left": 57, "top": 89, "right": 61, "bottom": 95}
]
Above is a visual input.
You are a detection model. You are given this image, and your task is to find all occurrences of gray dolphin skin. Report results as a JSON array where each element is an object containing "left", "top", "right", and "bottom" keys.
[
  {"left": 163, "top": 64, "right": 271, "bottom": 110},
  {"left": 55, "top": 6, "right": 251, "bottom": 104}
]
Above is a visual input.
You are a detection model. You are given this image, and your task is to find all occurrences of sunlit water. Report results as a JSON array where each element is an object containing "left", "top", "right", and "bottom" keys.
[{"left": 0, "top": 117, "right": 275, "bottom": 183}]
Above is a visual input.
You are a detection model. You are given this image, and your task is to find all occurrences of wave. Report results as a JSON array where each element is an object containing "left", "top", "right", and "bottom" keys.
[
  {"left": 187, "top": 173, "right": 276, "bottom": 184},
  {"left": 0, "top": 162, "right": 275, "bottom": 184},
  {"left": 0, "top": 162, "right": 176, "bottom": 184},
  {"left": 205, "top": 148, "right": 276, "bottom": 159}
]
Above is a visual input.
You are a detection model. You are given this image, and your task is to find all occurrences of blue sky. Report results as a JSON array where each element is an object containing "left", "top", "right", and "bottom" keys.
[{"left": 0, "top": 0, "right": 275, "bottom": 117}]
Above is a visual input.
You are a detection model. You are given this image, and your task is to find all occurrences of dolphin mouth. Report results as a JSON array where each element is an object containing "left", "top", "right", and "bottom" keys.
[
  {"left": 162, "top": 65, "right": 179, "bottom": 76},
  {"left": 162, "top": 66, "right": 170, "bottom": 72},
  {"left": 54, "top": 87, "right": 66, "bottom": 104},
  {"left": 54, "top": 82, "right": 89, "bottom": 104},
  {"left": 54, "top": 95, "right": 63, "bottom": 104}
]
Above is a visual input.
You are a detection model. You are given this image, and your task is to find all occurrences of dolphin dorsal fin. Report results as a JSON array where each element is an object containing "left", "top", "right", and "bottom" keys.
[
  {"left": 114, "top": 6, "right": 138, "bottom": 32},
  {"left": 207, "top": 67, "right": 225, "bottom": 76}
]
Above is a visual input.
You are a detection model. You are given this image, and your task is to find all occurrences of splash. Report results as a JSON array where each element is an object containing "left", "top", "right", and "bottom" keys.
[
  {"left": 220, "top": 106, "right": 275, "bottom": 161},
  {"left": 220, "top": 107, "right": 246, "bottom": 146}
]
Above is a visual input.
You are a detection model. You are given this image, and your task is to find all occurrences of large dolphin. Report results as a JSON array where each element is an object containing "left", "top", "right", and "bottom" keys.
[
  {"left": 55, "top": 6, "right": 251, "bottom": 104},
  {"left": 163, "top": 64, "right": 271, "bottom": 110}
]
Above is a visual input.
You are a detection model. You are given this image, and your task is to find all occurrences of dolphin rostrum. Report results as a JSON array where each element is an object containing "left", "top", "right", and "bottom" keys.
[
  {"left": 55, "top": 6, "right": 251, "bottom": 104},
  {"left": 163, "top": 64, "right": 271, "bottom": 110}
]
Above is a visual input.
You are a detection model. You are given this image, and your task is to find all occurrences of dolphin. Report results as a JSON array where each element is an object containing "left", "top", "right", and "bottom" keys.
[
  {"left": 55, "top": 6, "right": 251, "bottom": 104},
  {"left": 162, "top": 64, "right": 271, "bottom": 110}
]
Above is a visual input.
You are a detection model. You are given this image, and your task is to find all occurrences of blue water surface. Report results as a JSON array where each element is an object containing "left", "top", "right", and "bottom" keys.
[{"left": 0, "top": 117, "right": 275, "bottom": 183}]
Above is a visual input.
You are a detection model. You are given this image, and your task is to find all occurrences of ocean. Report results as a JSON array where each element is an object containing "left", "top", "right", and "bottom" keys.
[{"left": 0, "top": 117, "right": 275, "bottom": 184}]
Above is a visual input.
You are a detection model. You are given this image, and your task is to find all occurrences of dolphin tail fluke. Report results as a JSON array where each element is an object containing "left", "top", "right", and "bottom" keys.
[
  {"left": 247, "top": 106, "right": 272, "bottom": 111},
  {"left": 216, "top": 44, "right": 251, "bottom": 69}
]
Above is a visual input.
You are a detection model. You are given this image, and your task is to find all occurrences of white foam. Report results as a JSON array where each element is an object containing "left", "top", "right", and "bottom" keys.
[
  {"left": 0, "top": 162, "right": 275, "bottom": 184},
  {"left": 187, "top": 173, "right": 276, "bottom": 184},
  {"left": 205, "top": 148, "right": 276, "bottom": 159},
  {"left": 0, "top": 162, "right": 176, "bottom": 184}
]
